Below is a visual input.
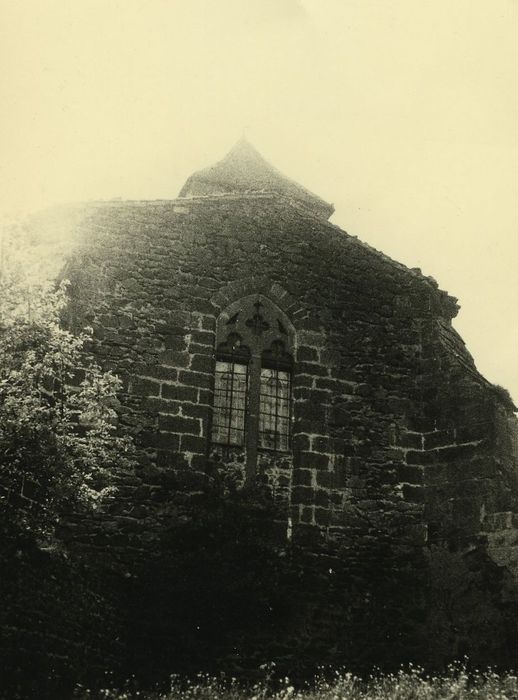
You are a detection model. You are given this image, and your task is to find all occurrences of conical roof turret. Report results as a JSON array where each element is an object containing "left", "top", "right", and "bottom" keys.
[{"left": 179, "top": 138, "right": 334, "bottom": 219}]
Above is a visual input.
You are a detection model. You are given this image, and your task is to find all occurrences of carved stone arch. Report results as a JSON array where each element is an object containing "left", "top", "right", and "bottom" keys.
[
  {"left": 216, "top": 294, "right": 296, "bottom": 357},
  {"left": 211, "top": 279, "right": 305, "bottom": 321}
]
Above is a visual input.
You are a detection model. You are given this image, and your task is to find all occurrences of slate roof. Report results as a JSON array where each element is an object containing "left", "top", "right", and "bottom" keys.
[{"left": 178, "top": 138, "right": 335, "bottom": 220}]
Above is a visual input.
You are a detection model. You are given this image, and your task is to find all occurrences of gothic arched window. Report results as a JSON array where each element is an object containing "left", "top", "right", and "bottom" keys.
[
  {"left": 212, "top": 333, "right": 250, "bottom": 447},
  {"left": 259, "top": 340, "right": 293, "bottom": 451},
  {"left": 212, "top": 295, "right": 295, "bottom": 476}
]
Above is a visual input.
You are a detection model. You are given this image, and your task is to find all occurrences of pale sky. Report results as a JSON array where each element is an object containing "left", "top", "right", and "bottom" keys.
[{"left": 1, "top": 0, "right": 517, "bottom": 401}]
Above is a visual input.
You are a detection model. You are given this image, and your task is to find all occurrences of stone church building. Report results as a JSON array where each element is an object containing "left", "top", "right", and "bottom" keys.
[
  {"left": 14, "top": 139, "right": 518, "bottom": 684},
  {"left": 64, "top": 139, "right": 518, "bottom": 553}
]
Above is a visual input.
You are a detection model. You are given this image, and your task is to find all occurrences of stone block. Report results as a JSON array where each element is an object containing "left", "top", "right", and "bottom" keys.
[
  {"left": 191, "top": 299, "right": 216, "bottom": 316},
  {"left": 314, "top": 506, "right": 330, "bottom": 526},
  {"left": 298, "top": 451, "right": 330, "bottom": 470},
  {"left": 315, "top": 377, "right": 348, "bottom": 393},
  {"left": 292, "top": 469, "right": 313, "bottom": 486},
  {"left": 168, "top": 309, "right": 191, "bottom": 325},
  {"left": 398, "top": 465, "right": 424, "bottom": 485},
  {"left": 161, "top": 384, "right": 198, "bottom": 402},
  {"left": 163, "top": 324, "right": 187, "bottom": 337},
  {"left": 296, "top": 402, "right": 327, "bottom": 422},
  {"left": 293, "top": 387, "right": 312, "bottom": 401},
  {"left": 292, "top": 374, "right": 313, "bottom": 388},
  {"left": 318, "top": 469, "right": 336, "bottom": 489},
  {"left": 190, "top": 330, "right": 214, "bottom": 346},
  {"left": 402, "top": 484, "right": 424, "bottom": 503},
  {"left": 157, "top": 414, "right": 199, "bottom": 434},
  {"left": 199, "top": 315, "right": 216, "bottom": 331},
  {"left": 156, "top": 432, "right": 181, "bottom": 450},
  {"left": 397, "top": 432, "right": 423, "bottom": 450},
  {"left": 300, "top": 506, "right": 314, "bottom": 524},
  {"left": 190, "top": 354, "right": 214, "bottom": 373},
  {"left": 314, "top": 489, "right": 330, "bottom": 508},
  {"left": 188, "top": 342, "right": 214, "bottom": 356},
  {"left": 296, "top": 346, "right": 319, "bottom": 362},
  {"left": 423, "top": 429, "right": 455, "bottom": 450},
  {"left": 438, "top": 443, "right": 481, "bottom": 461},
  {"left": 180, "top": 434, "right": 207, "bottom": 453},
  {"left": 143, "top": 397, "right": 180, "bottom": 414},
  {"left": 130, "top": 376, "right": 160, "bottom": 397},
  {"left": 159, "top": 350, "right": 190, "bottom": 367},
  {"left": 311, "top": 435, "right": 332, "bottom": 453},
  {"left": 329, "top": 404, "right": 351, "bottom": 427},
  {"left": 181, "top": 403, "right": 210, "bottom": 419},
  {"left": 405, "top": 449, "right": 437, "bottom": 466},
  {"left": 292, "top": 486, "right": 315, "bottom": 506},
  {"left": 164, "top": 336, "right": 188, "bottom": 351},
  {"left": 292, "top": 434, "right": 311, "bottom": 451},
  {"left": 147, "top": 366, "right": 179, "bottom": 381},
  {"left": 297, "top": 330, "right": 322, "bottom": 347},
  {"left": 422, "top": 463, "right": 447, "bottom": 485},
  {"left": 296, "top": 361, "right": 328, "bottom": 377},
  {"left": 178, "top": 370, "right": 212, "bottom": 389},
  {"left": 456, "top": 422, "right": 489, "bottom": 443}
]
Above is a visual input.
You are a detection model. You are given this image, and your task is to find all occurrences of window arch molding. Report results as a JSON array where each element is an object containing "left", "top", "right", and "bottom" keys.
[
  {"left": 210, "top": 279, "right": 305, "bottom": 322},
  {"left": 212, "top": 294, "right": 296, "bottom": 481},
  {"left": 216, "top": 294, "right": 295, "bottom": 355}
]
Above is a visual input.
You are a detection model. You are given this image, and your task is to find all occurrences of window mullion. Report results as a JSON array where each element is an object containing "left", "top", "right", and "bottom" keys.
[
  {"left": 245, "top": 352, "right": 262, "bottom": 483},
  {"left": 226, "top": 355, "right": 235, "bottom": 448},
  {"left": 274, "top": 367, "right": 279, "bottom": 452}
]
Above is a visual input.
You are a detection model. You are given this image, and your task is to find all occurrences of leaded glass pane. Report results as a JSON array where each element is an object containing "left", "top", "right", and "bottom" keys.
[
  {"left": 212, "top": 361, "right": 248, "bottom": 446},
  {"left": 259, "top": 368, "right": 291, "bottom": 451}
]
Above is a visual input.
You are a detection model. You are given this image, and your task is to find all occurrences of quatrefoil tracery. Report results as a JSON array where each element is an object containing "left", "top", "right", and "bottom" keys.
[{"left": 217, "top": 294, "right": 295, "bottom": 356}]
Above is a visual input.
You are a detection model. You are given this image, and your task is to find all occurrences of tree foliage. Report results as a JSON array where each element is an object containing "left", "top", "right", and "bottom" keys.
[{"left": 0, "top": 266, "right": 134, "bottom": 545}]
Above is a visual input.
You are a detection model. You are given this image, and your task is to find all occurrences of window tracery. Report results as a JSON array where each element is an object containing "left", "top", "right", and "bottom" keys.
[{"left": 212, "top": 295, "right": 295, "bottom": 479}]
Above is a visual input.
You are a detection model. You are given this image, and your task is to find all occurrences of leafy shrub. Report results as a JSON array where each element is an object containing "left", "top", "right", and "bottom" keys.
[{"left": 0, "top": 279, "right": 134, "bottom": 546}]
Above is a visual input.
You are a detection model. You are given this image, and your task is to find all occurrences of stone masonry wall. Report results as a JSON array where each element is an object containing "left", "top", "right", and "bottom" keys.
[
  {"left": 55, "top": 195, "right": 518, "bottom": 562},
  {"left": 57, "top": 197, "right": 446, "bottom": 554},
  {"left": 13, "top": 193, "right": 517, "bottom": 679}
]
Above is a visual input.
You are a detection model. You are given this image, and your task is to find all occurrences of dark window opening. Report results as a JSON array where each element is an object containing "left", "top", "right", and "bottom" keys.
[
  {"left": 212, "top": 360, "right": 248, "bottom": 446},
  {"left": 259, "top": 367, "right": 291, "bottom": 451},
  {"left": 212, "top": 333, "right": 250, "bottom": 447},
  {"left": 259, "top": 340, "right": 293, "bottom": 452}
]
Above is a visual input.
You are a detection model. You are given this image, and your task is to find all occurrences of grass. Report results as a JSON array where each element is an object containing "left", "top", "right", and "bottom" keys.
[{"left": 74, "top": 664, "right": 518, "bottom": 700}]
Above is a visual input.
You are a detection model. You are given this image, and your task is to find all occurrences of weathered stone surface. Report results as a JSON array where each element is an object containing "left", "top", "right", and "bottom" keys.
[{"left": 7, "top": 147, "right": 518, "bottom": 690}]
